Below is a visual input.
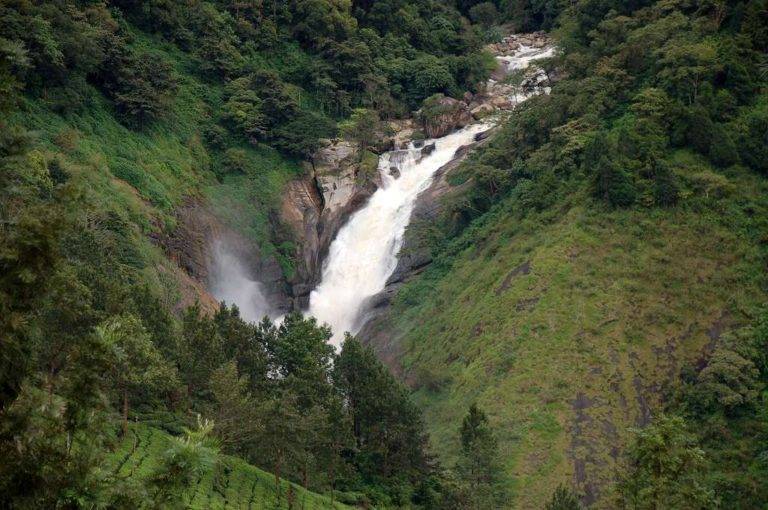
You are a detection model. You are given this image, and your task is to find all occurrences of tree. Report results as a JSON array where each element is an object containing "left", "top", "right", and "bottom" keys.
[
  {"left": 266, "top": 313, "right": 335, "bottom": 409},
  {"left": 591, "top": 155, "right": 637, "bottom": 208},
  {"left": 692, "top": 346, "right": 760, "bottom": 415},
  {"left": 618, "top": 414, "right": 716, "bottom": 510},
  {"left": 97, "top": 38, "right": 178, "bottom": 127},
  {"left": 96, "top": 315, "right": 178, "bottom": 435},
  {"left": 339, "top": 108, "right": 381, "bottom": 152},
  {"left": 334, "top": 335, "right": 433, "bottom": 499},
  {"left": 469, "top": 2, "right": 499, "bottom": 28},
  {"left": 179, "top": 304, "right": 227, "bottom": 401},
  {"left": 455, "top": 404, "right": 508, "bottom": 509},
  {"left": 208, "top": 361, "right": 262, "bottom": 456},
  {"left": 148, "top": 416, "right": 219, "bottom": 509}
]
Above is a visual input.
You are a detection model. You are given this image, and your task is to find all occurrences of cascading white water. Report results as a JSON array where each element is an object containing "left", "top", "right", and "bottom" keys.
[
  {"left": 307, "top": 43, "right": 554, "bottom": 345},
  {"left": 308, "top": 123, "right": 490, "bottom": 345},
  {"left": 209, "top": 239, "right": 272, "bottom": 322},
  {"left": 207, "top": 42, "right": 554, "bottom": 341}
]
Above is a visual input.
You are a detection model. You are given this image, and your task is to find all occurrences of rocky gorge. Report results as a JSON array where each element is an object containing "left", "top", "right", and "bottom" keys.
[{"left": 156, "top": 33, "right": 556, "bottom": 324}]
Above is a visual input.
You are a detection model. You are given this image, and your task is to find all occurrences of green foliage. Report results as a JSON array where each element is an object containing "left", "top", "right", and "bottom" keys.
[
  {"left": 454, "top": 404, "right": 508, "bottom": 509},
  {"left": 339, "top": 108, "right": 381, "bottom": 151},
  {"left": 96, "top": 314, "right": 179, "bottom": 434},
  {"left": 469, "top": 2, "right": 500, "bottom": 28},
  {"left": 110, "top": 423, "right": 351, "bottom": 509},
  {"left": 148, "top": 416, "right": 220, "bottom": 509},
  {"left": 618, "top": 414, "right": 716, "bottom": 509},
  {"left": 334, "top": 336, "right": 433, "bottom": 501},
  {"left": 99, "top": 42, "right": 179, "bottom": 127}
]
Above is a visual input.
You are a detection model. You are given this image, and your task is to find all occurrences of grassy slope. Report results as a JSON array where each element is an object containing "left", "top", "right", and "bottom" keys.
[
  {"left": 381, "top": 155, "right": 768, "bottom": 508},
  {"left": 111, "top": 425, "right": 350, "bottom": 509},
  {"left": 13, "top": 28, "right": 304, "bottom": 303}
]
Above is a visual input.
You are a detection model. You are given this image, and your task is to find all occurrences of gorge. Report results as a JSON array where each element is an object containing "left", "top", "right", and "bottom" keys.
[
  {"left": 209, "top": 39, "right": 557, "bottom": 344},
  {"left": 5, "top": 1, "right": 767, "bottom": 507}
]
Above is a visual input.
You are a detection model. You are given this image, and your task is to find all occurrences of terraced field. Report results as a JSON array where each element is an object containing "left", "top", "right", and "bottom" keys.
[{"left": 110, "top": 425, "right": 351, "bottom": 509}]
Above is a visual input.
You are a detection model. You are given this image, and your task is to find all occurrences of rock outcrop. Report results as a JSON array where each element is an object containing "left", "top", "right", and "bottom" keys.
[
  {"left": 280, "top": 140, "right": 380, "bottom": 307},
  {"left": 418, "top": 95, "right": 473, "bottom": 138}
]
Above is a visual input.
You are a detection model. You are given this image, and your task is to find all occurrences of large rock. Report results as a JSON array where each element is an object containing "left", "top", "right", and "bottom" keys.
[
  {"left": 280, "top": 176, "right": 323, "bottom": 306},
  {"left": 471, "top": 103, "right": 496, "bottom": 119},
  {"left": 280, "top": 140, "right": 380, "bottom": 307},
  {"left": 419, "top": 95, "right": 473, "bottom": 138}
]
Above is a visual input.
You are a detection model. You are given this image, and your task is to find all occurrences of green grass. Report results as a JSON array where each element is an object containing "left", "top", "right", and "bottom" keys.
[
  {"left": 111, "top": 425, "right": 351, "bottom": 510},
  {"left": 377, "top": 161, "right": 768, "bottom": 508}
]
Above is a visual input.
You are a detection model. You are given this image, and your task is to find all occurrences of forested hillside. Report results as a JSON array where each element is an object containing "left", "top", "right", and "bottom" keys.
[
  {"left": 0, "top": 0, "right": 498, "bottom": 507},
  {"left": 364, "top": 0, "right": 768, "bottom": 508},
  {"left": 2, "top": 0, "right": 768, "bottom": 509}
]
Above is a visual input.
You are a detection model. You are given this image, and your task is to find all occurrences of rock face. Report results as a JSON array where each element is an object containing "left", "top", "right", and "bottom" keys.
[
  {"left": 153, "top": 198, "right": 291, "bottom": 314},
  {"left": 280, "top": 140, "right": 379, "bottom": 308},
  {"left": 419, "top": 96, "right": 473, "bottom": 138}
]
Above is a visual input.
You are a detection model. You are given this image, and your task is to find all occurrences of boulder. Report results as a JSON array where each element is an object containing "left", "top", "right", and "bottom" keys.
[
  {"left": 489, "top": 95, "right": 512, "bottom": 109},
  {"left": 471, "top": 103, "right": 495, "bottom": 119},
  {"left": 280, "top": 140, "right": 381, "bottom": 307},
  {"left": 420, "top": 95, "right": 473, "bottom": 138}
]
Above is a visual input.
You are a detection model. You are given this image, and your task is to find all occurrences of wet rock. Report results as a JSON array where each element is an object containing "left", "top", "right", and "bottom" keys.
[
  {"left": 474, "top": 129, "right": 492, "bottom": 142},
  {"left": 421, "top": 143, "right": 436, "bottom": 157},
  {"left": 281, "top": 139, "right": 381, "bottom": 306},
  {"left": 389, "top": 166, "right": 400, "bottom": 179}
]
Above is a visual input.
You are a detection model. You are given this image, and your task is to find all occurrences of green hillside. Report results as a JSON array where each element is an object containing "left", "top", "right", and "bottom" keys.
[
  {"left": 111, "top": 425, "right": 350, "bottom": 509},
  {"left": 379, "top": 170, "right": 768, "bottom": 507},
  {"left": 0, "top": 1, "right": 491, "bottom": 508},
  {"left": 362, "top": 0, "right": 768, "bottom": 508}
]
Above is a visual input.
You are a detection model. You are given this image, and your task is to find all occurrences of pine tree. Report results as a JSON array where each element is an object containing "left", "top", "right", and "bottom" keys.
[
  {"left": 456, "top": 404, "right": 508, "bottom": 509},
  {"left": 96, "top": 315, "right": 178, "bottom": 435}
]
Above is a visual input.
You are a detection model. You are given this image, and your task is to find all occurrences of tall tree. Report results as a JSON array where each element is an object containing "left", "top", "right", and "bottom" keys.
[
  {"left": 334, "top": 336, "right": 433, "bottom": 498},
  {"left": 455, "top": 404, "right": 508, "bottom": 509},
  {"left": 97, "top": 314, "right": 178, "bottom": 435}
]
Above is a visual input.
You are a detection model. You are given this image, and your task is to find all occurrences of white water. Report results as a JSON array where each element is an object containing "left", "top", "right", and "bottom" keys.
[
  {"left": 307, "top": 44, "right": 555, "bottom": 345},
  {"left": 209, "top": 239, "right": 272, "bottom": 322},
  {"left": 308, "top": 123, "right": 490, "bottom": 345}
]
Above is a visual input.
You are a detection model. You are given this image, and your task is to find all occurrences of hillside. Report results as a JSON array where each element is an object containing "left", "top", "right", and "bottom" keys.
[
  {"left": 359, "top": 0, "right": 768, "bottom": 508},
  {"left": 2, "top": 0, "right": 768, "bottom": 509},
  {"left": 0, "top": 0, "right": 492, "bottom": 507},
  {"left": 111, "top": 424, "right": 351, "bottom": 509},
  {"left": 366, "top": 172, "right": 768, "bottom": 507}
]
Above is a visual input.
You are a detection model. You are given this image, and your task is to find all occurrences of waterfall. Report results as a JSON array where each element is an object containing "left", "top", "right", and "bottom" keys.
[
  {"left": 308, "top": 123, "right": 490, "bottom": 345},
  {"left": 205, "top": 42, "right": 554, "bottom": 343},
  {"left": 209, "top": 238, "right": 273, "bottom": 322}
]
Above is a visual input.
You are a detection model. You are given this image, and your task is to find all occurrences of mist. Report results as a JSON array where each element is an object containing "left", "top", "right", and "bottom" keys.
[{"left": 209, "top": 238, "right": 273, "bottom": 323}]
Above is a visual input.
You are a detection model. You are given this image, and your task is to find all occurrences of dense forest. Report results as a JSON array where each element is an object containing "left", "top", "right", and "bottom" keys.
[{"left": 1, "top": 0, "right": 768, "bottom": 509}]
